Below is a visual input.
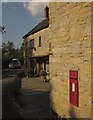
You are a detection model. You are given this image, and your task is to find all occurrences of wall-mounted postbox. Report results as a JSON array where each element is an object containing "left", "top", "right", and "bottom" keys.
[{"left": 69, "top": 70, "right": 78, "bottom": 107}]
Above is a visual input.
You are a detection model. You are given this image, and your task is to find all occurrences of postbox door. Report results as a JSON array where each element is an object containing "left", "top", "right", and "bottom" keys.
[
  {"left": 69, "top": 70, "right": 78, "bottom": 107},
  {"left": 70, "top": 79, "right": 78, "bottom": 106}
]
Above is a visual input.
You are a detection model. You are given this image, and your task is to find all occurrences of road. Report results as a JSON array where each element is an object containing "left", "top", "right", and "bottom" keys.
[
  {"left": 1, "top": 69, "right": 57, "bottom": 119},
  {"left": 2, "top": 69, "right": 24, "bottom": 119},
  {"left": 2, "top": 69, "right": 24, "bottom": 78}
]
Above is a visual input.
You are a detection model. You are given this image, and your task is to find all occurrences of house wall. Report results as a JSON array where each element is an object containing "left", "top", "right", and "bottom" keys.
[
  {"left": 26, "top": 27, "right": 49, "bottom": 77},
  {"left": 49, "top": 2, "right": 92, "bottom": 118},
  {"left": 26, "top": 27, "right": 49, "bottom": 57}
]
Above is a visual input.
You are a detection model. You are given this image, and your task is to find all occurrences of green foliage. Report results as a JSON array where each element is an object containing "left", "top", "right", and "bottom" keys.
[
  {"left": 18, "top": 42, "right": 24, "bottom": 65},
  {"left": 2, "top": 41, "right": 14, "bottom": 60},
  {"left": 2, "top": 41, "right": 24, "bottom": 68}
]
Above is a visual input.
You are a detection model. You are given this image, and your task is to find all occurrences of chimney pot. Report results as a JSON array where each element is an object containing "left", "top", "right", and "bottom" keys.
[{"left": 44, "top": 6, "right": 49, "bottom": 19}]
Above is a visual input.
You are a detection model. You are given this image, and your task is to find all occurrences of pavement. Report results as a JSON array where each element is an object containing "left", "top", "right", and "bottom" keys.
[
  {"left": 18, "top": 77, "right": 51, "bottom": 119},
  {"left": 2, "top": 70, "right": 56, "bottom": 120}
]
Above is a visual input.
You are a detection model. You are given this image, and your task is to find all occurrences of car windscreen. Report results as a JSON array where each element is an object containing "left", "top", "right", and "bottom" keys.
[{"left": 12, "top": 60, "right": 19, "bottom": 63}]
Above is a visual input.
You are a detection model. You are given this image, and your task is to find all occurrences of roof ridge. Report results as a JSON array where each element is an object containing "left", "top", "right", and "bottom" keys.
[{"left": 23, "top": 19, "right": 49, "bottom": 39}]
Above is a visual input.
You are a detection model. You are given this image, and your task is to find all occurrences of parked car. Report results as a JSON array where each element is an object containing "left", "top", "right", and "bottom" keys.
[{"left": 9, "top": 58, "right": 21, "bottom": 69}]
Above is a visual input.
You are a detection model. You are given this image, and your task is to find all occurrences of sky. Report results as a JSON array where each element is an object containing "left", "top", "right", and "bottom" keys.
[
  {"left": 1, "top": 0, "right": 91, "bottom": 49},
  {"left": 2, "top": 2, "right": 48, "bottom": 48}
]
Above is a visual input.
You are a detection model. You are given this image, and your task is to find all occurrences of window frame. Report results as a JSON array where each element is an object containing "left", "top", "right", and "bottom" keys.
[
  {"left": 39, "top": 36, "right": 41, "bottom": 47},
  {"left": 29, "top": 39, "right": 34, "bottom": 49}
]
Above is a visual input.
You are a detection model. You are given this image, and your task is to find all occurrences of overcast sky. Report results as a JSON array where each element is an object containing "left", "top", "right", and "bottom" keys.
[{"left": 2, "top": 2, "right": 48, "bottom": 48}]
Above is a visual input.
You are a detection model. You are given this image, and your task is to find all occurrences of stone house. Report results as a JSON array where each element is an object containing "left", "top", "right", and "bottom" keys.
[
  {"left": 49, "top": 2, "right": 92, "bottom": 119},
  {"left": 23, "top": 2, "right": 93, "bottom": 119},
  {"left": 23, "top": 6, "right": 49, "bottom": 77}
]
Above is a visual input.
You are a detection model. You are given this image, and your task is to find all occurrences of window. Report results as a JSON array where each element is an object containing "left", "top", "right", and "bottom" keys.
[
  {"left": 29, "top": 39, "right": 34, "bottom": 49},
  {"left": 39, "top": 36, "right": 41, "bottom": 47}
]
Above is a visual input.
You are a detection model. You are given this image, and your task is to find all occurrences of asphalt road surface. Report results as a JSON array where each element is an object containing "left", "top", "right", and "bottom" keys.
[
  {"left": 2, "top": 69, "right": 24, "bottom": 119},
  {"left": 1, "top": 69, "right": 58, "bottom": 120},
  {"left": 2, "top": 69, "right": 24, "bottom": 78}
]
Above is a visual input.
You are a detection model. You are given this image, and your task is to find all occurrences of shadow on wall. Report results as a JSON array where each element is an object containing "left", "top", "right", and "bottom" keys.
[
  {"left": 50, "top": 84, "right": 77, "bottom": 119},
  {"left": 49, "top": 84, "right": 62, "bottom": 119},
  {"left": 69, "top": 106, "right": 76, "bottom": 119}
]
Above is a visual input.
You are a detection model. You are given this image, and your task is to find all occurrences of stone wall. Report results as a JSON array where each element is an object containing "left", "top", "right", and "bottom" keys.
[
  {"left": 49, "top": 2, "right": 92, "bottom": 118},
  {"left": 91, "top": 2, "right": 93, "bottom": 119},
  {"left": 27, "top": 27, "right": 49, "bottom": 57}
]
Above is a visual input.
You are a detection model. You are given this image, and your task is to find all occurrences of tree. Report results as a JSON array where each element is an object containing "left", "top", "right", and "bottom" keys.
[
  {"left": 2, "top": 41, "right": 24, "bottom": 68},
  {"left": 2, "top": 41, "right": 15, "bottom": 60},
  {"left": 17, "top": 42, "right": 24, "bottom": 65},
  {"left": 2, "top": 41, "right": 15, "bottom": 68}
]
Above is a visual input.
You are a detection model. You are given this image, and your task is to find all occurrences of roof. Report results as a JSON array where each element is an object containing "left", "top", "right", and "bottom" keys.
[{"left": 23, "top": 19, "right": 49, "bottom": 39}]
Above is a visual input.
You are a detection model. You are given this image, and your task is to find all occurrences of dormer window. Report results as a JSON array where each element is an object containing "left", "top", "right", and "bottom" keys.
[{"left": 39, "top": 36, "right": 41, "bottom": 47}]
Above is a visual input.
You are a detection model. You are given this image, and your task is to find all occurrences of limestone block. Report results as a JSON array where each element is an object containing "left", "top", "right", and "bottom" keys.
[
  {"left": 70, "top": 24, "right": 82, "bottom": 42},
  {"left": 79, "top": 63, "right": 91, "bottom": 76}
]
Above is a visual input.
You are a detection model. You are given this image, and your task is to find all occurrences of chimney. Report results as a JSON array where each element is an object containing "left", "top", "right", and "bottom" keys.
[{"left": 44, "top": 6, "right": 49, "bottom": 19}]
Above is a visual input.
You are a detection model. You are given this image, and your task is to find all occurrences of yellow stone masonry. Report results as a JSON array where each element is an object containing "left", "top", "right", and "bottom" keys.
[
  {"left": 49, "top": 2, "right": 92, "bottom": 119},
  {"left": 27, "top": 27, "right": 49, "bottom": 57}
]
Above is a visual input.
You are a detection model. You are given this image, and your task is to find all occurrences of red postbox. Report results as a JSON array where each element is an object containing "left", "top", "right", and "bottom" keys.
[{"left": 69, "top": 70, "right": 78, "bottom": 107}]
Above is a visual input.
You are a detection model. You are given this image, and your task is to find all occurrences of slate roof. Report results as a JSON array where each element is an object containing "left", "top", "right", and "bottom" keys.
[{"left": 23, "top": 19, "right": 49, "bottom": 39}]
